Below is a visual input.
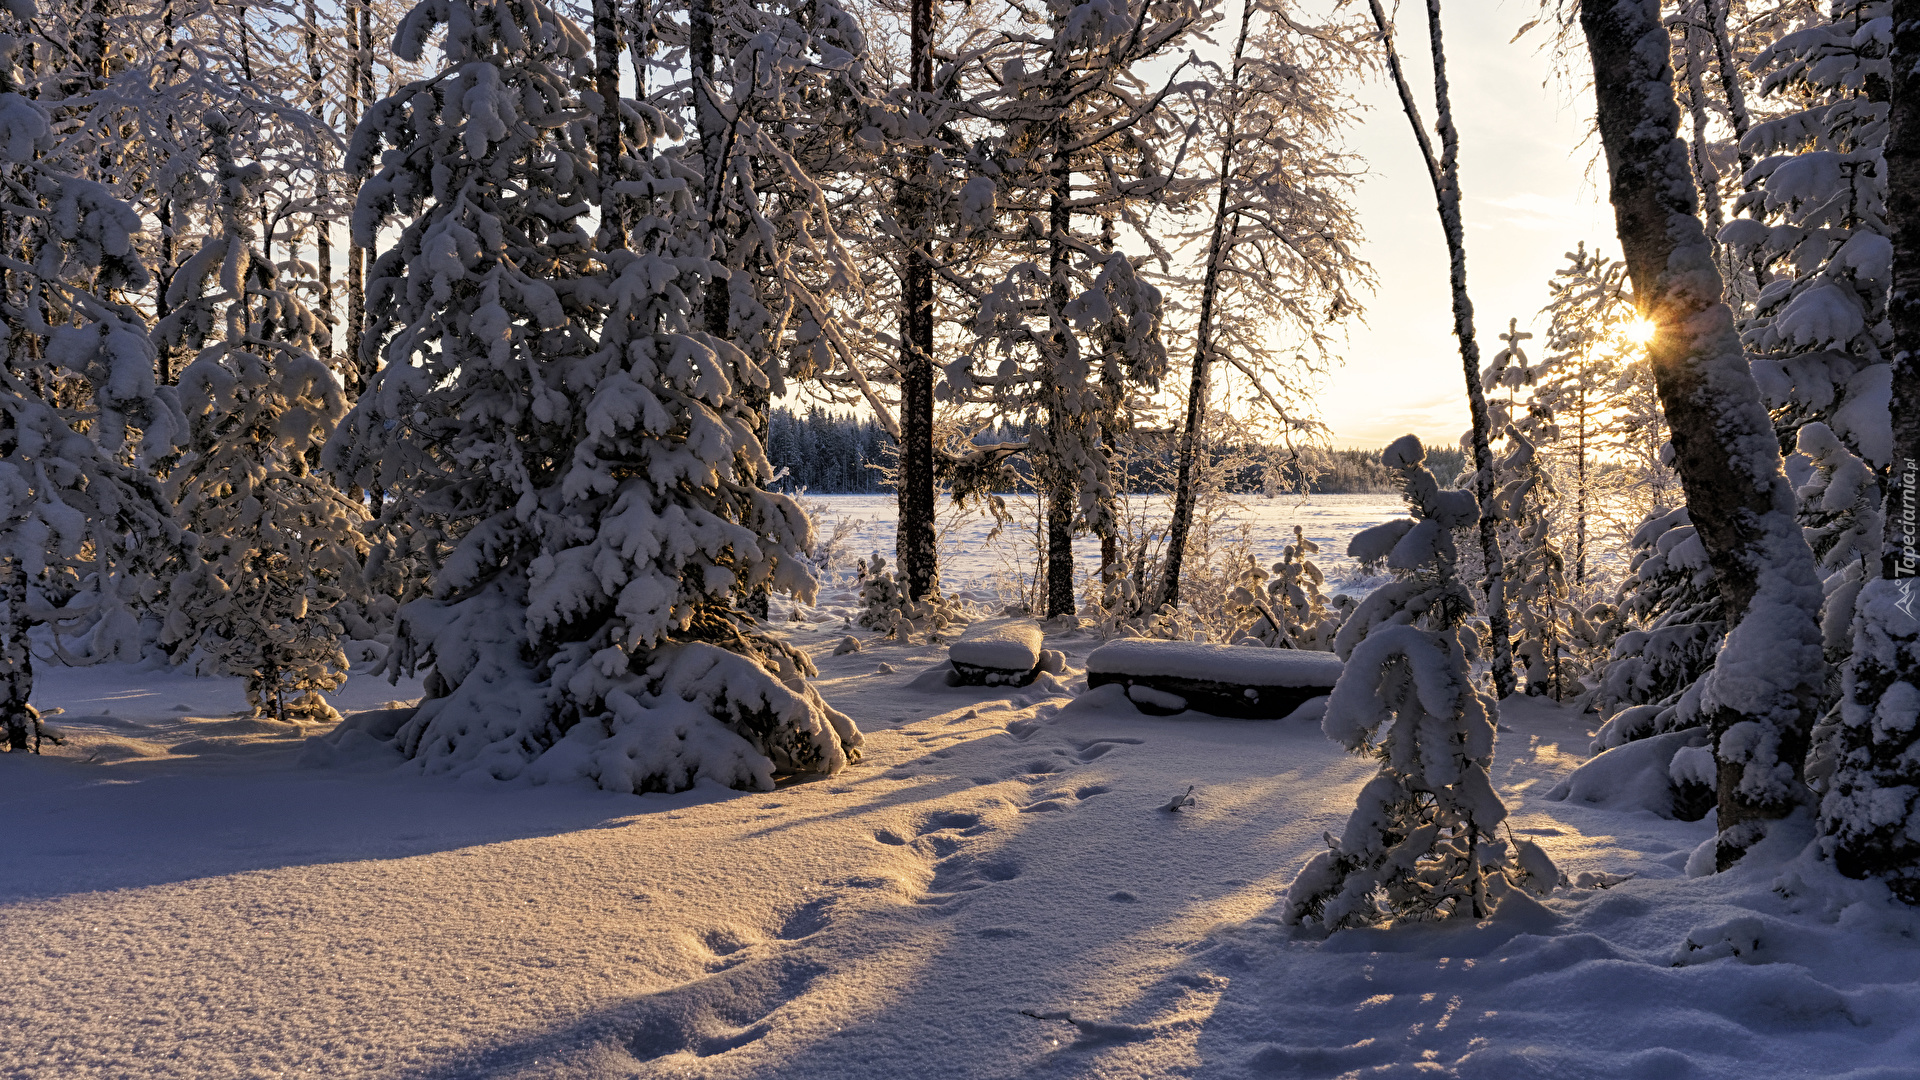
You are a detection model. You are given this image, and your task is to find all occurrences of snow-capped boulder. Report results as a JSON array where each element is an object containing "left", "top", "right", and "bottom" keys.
[
  {"left": 949, "top": 620, "right": 1045, "bottom": 686},
  {"left": 1085, "top": 639, "right": 1343, "bottom": 719}
]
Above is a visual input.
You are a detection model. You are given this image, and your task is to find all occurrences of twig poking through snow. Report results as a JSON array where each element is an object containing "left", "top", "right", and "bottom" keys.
[{"left": 1162, "top": 785, "right": 1197, "bottom": 812}]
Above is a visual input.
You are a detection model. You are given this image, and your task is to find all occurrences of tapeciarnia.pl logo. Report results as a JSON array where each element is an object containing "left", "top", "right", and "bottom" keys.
[{"left": 1899, "top": 457, "right": 1918, "bottom": 620}]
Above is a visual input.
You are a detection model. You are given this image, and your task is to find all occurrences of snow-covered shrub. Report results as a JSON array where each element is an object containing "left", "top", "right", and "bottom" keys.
[
  {"left": 159, "top": 112, "right": 370, "bottom": 724},
  {"left": 1590, "top": 508, "right": 1726, "bottom": 728},
  {"left": 1492, "top": 430, "right": 1584, "bottom": 698},
  {"left": 318, "top": 0, "right": 859, "bottom": 791},
  {"left": 1232, "top": 525, "right": 1341, "bottom": 649},
  {"left": 855, "top": 553, "right": 955, "bottom": 639},
  {"left": 1821, "top": 580, "right": 1920, "bottom": 902},
  {"left": 1285, "top": 436, "right": 1556, "bottom": 930}
]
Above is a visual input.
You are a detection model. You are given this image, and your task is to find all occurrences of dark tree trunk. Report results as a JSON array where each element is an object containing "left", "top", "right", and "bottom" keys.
[
  {"left": 2, "top": 565, "right": 36, "bottom": 752},
  {"left": 1884, "top": 0, "right": 1920, "bottom": 578},
  {"left": 1581, "top": 0, "right": 1828, "bottom": 868},
  {"left": 345, "top": 0, "right": 367, "bottom": 390},
  {"left": 309, "top": 0, "right": 332, "bottom": 364},
  {"left": 691, "top": 0, "right": 729, "bottom": 342},
  {"left": 895, "top": 0, "right": 939, "bottom": 602},
  {"left": 1160, "top": 0, "right": 1256, "bottom": 612},
  {"left": 1043, "top": 122, "right": 1076, "bottom": 619},
  {"left": 1368, "top": 0, "right": 1516, "bottom": 696},
  {"left": 592, "top": 0, "right": 627, "bottom": 251}
]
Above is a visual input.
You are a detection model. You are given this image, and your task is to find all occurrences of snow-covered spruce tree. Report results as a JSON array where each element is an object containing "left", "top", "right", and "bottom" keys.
[
  {"left": 940, "top": 0, "right": 1197, "bottom": 618},
  {"left": 1284, "top": 436, "right": 1556, "bottom": 930},
  {"left": 1536, "top": 244, "right": 1639, "bottom": 586},
  {"left": 1366, "top": 0, "right": 1517, "bottom": 699},
  {"left": 1493, "top": 429, "right": 1583, "bottom": 699},
  {"left": 320, "top": 0, "right": 859, "bottom": 791},
  {"left": 1156, "top": 0, "right": 1367, "bottom": 610},
  {"left": 1820, "top": 0, "right": 1920, "bottom": 903},
  {"left": 1722, "top": 0, "right": 1894, "bottom": 649},
  {"left": 159, "top": 111, "right": 370, "bottom": 725},
  {"left": 1582, "top": 0, "right": 1829, "bottom": 868},
  {"left": 1231, "top": 525, "right": 1340, "bottom": 649},
  {"left": 1590, "top": 507, "right": 1728, "bottom": 742},
  {"left": 0, "top": 64, "right": 185, "bottom": 752}
]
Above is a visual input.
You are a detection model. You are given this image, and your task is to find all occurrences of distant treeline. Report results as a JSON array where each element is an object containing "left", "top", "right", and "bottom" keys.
[
  {"left": 763, "top": 408, "right": 1464, "bottom": 495},
  {"left": 766, "top": 406, "right": 895, "bottom": 493}
]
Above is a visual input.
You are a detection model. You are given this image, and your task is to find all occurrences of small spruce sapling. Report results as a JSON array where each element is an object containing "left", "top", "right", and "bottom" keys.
[
  {"left": 161, "top": 112, "right": 371, "bottom": 724},
  {"left": 1232, "top": 525, "right": 1340, "bottom": 649},
  {"left": 1284, "top": 435, "right": 1556, "bottom": 930}
]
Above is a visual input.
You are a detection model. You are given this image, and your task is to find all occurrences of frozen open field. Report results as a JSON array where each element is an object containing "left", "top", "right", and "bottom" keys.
[{"left": 798, "top": 493, "right": 1406, "bottom": 603}]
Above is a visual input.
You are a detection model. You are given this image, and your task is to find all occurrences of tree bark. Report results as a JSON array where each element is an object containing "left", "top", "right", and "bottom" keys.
[
  {"left": 895, "top": 0, "right": 939, "bottom": 602},
  {"left": 1367, "top": 0, "right": 1516, "bottom": 696},
  {"left": 307, "top": 0, "right": 332, "bottom": 365},
  {"left": 593, "top": 0, "right": 627, "bottom": 251},
  {"left": 346, "top": 0, "right": 367, "bottom": 390},
  {"left": 1, "top": 563, "right": 33, "bottom": 752},
  {"left": 691, "top": 0, "right": 729, "bottom": 341},
  {"left": 1884, "top": 0, "right": 1920, "bottom": 581},
  {"left": 1160, "top": 0, "right": 1256, "bottom": 612},
  {"left": 1043, "top": 119, "right": 1076, "bottom": 619},
  {"left": 1581, "top": 0, "right": 1828, "bottom": 868}
]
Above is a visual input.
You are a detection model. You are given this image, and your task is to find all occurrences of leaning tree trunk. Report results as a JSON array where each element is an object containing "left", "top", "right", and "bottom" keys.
[
  {"left": 1820, "top": 0, "right": 1920, "bottom": 901},
  {"left": 895, "top": 0, "right": 939, "bottom": 602},
  {"left": 1367, "top": 0, "right": 1516, "bottom": 697},
  {"left": 1160, "top": 0, "right": 1255, "bottom": 612},
  {"left": 1582, "top": 0, "right": 1828, "bottom": 870}
]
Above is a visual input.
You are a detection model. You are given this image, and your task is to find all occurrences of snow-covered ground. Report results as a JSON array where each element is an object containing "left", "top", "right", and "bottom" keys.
[{"left": 5, "top": 497, "right": 1919, "bottom": 1080}]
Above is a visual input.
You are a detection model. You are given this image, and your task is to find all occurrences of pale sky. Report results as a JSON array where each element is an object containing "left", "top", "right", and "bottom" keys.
[{"left": 1317, "top": 1, "right": 1619, "bottom": 448}]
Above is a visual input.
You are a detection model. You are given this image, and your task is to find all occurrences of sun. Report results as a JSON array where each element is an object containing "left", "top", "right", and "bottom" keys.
[{"left": 1623, "top": 317, "right": 1658, "bottom": 345}]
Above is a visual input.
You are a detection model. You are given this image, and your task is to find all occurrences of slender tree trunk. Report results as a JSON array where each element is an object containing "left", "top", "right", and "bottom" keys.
[
  {"left": 1582, "top": 0, "right": 1828, "bottom": 869},
  {"left": 345, "top": 0, "right": 366, "bottom": 389},
  {"left": 1042, "top": 116, "right": 1076, "bottom": 619},
  {"left": 1160, "top": 0, "right": 1255, "bottom": 612},
  {"left": 1368, "top": 0, "right": 1516, "bottom": 696},
  {"left": 895, "top": 0, "right": 939, "bottom": 602},
  {"left": 1883, "top": 0, "right": 1920, "bottom": 580},
  {"left": 593, "top": 0, "right": 627, "bottom": 251},
  {"left": 2, "top": 563, "right": 34, "bottom": 752},
  {"left": 1707, "top": 0, "right": 1754, "bottom": 172},
  {"left": 1576, "top": 376, "right": 1588, "bottom": 585},
  {"left": 1683, "top": 27, "right": 1724, "bottom": 237},
  {"left": 306, "top": 0, "right": 332, "bottom": 364},
  {"left": 691, "top": 0, "right": 729, "bottom": 341},
  {"left": 1706, "top": 0, "right": 1768, "bottom": 297}
]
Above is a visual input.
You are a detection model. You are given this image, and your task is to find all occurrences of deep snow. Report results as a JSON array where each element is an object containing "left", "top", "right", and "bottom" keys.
[{"left": 4, "top": 496, "right": 1918, "bottom": 1080}]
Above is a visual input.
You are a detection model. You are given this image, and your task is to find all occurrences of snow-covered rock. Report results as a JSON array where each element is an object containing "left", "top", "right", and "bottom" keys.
[
  {"left": 950, "top": 620, "right": 1044, "bottom": 671},
  {"left": 1085, "top": 640, "right": 1342, "bottom": 719}
]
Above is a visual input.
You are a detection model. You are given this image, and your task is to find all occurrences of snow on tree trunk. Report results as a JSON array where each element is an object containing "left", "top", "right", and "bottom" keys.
[
  {"left": 1581, "top": 0, "right": 1828, "bottom": 869},
  {"left": 1284, "top": 436, "right": 1555, "bottom": 930},
  {"left": 1821, "top": 0, "right": 1920, "bottom": 903},
  {"left": 319, "top": 0, "right": 859, "bottom": 792}
]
